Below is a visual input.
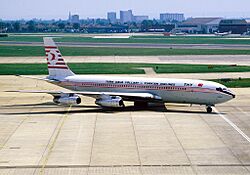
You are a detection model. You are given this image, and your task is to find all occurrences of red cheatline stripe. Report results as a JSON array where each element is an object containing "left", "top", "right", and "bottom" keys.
[
  {"left": 48, "top": 66, "right": 68, "bottom": 69},
  {"left": 45, "top": 50, "right": 50, "bottom": 52},
  {"left": 56, "top": 62, "right": 66, "bottom": 65},
  {"left": 59, "top": 81, "right": 221, "bottom": 95},
  {"left": 45, "top": 46, "right": 57, "bottom": 49},
  {"left": 58, "top": 58, "right": 64, "bottom": 61}
]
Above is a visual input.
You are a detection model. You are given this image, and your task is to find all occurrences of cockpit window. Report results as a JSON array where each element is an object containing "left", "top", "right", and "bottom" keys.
[
  {"left": 216, "top": 87, "right": 228, "bottom": 92},
  {"left": 216, "top": 87, "right": 235, "bottom": 98},
  {"left": 216, "top": 87, "right": 223, "bottom": 92}
]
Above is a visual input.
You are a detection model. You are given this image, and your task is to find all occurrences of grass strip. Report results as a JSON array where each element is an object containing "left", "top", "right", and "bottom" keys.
[
  {"left": 1, "top": 35, "right": 250, "bottom": 45},
  {"left": 1, "top": 63, "right": 250, "bottom": 75},
  {"left": 212, "top": 78, "right": 250, "bottom": 88},
  {"left": 1, "top": 45, "right": 250, "bottom": 57}
]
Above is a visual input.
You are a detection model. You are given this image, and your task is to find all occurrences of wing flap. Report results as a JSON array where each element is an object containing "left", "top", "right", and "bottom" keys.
[{"left": 76, "top": 91, "right": 162, "bottom": 101}]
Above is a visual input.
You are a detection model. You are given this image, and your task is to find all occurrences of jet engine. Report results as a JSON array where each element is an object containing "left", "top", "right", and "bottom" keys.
[
  {"left": 95, "top": 96, "right": 124, "bottom": 108},
  {"left": 53, "top": 95, "right": 81, "bottom": 105}
]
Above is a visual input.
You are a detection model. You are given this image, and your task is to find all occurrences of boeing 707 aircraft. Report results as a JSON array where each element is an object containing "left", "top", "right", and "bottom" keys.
[{"left": 10, "top": 38, "right": 235, "bottom": 113}]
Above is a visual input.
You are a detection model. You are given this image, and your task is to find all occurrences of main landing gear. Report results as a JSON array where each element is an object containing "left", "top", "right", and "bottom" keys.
[
  {"left": 134, "top": 101, "right": 148, "bottom": 108},
  {"left": 206, "top": 106, "right": 213, "bottom": 113}
]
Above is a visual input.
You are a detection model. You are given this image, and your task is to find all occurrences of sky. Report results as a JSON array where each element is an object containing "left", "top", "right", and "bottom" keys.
[{"left": 1, "top": 0, "right": 250, "bottom": 20}]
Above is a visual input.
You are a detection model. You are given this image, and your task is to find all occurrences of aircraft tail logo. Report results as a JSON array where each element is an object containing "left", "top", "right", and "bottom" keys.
[{"left": 43, "top": 37, "right": 75, "bottom": 79}]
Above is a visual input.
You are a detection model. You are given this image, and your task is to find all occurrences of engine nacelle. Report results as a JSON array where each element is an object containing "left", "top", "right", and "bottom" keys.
[
  {"left": 53, "top": 95, "right": 81, "bottom": 105},
  {"left": 95, "top": 96, "right": 124, "bottom": 108}
]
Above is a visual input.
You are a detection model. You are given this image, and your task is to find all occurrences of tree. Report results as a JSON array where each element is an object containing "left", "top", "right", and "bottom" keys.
[
  {"left": 0, "top": 22, "right": 6, "bottom": 32},
  {"left": 73, "top": 23, "right": 80, "bottom": 29},
  {"left": 141, "top": 20, "right": 153, "bottom": 31},
  {"left": 5, "top": 23, "right": 12, "bottom": 32},
  {"left": 152, "top": 19, "right": 159, "bottom": 25},
  {"left": 58, "top": 23, "right": 65, "bottom": 30},
  {"left": 27, "top": 20, "right": 36, "bottom": 32},
  {"left": 13, "top": 22, "right": 20, "bottom": 32}
]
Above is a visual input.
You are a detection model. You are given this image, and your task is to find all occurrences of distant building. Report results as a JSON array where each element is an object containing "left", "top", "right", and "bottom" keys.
[
  {"left": 107, "top": 12, "right": 117, "bottom": 24},
  {"left": 176, "top": 17, "right": 222, "bottom": 34},
  {"left": 71, "top": 15, "right": 80, "bottom": 24},
  {"left": 120, "top": 10, "right": 133, "bottom": 23},
  {"left": 246, "top": 19, "right": 250, "bottom": 33},
  {"left": 133, "top": 16, "right": 149, "bottom": 23},
  {"left": 68, "top": 12, "right": 72, "bottom": 22},
  {"left": 160, "top": 13, "right": 185, "bottom": 22},
  {"left": 218, "top": 19, "right": 248, "bottom": 34}
]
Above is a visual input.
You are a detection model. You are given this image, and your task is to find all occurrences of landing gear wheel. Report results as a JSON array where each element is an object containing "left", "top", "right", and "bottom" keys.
[
  {"left": 206, "top": 106, "right": 213, "bottom": 113},
  {"left": 119, "top": 100, "right": 125, "bottom": 108},
  {"left": 134, "top": 101, "right": 148, "bottom": 108}
]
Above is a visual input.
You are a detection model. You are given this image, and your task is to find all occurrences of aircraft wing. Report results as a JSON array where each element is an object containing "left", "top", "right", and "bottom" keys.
[
  {"left": 5, "top": 90, "right": 70, "bottom": 97},
  {"left": 6, "top": 90, "right": 162, "bottom": 102}
]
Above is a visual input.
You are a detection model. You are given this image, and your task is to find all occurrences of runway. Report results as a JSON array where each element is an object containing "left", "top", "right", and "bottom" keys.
[
  {"left": 1, "top": 55, "right": 250, "bottom": 66},
  {"left": 0, "top": 76, "right": 250, "bottom": 174},
  {"left": 0, "top": 41, "right": 250, "bottom": 50}
]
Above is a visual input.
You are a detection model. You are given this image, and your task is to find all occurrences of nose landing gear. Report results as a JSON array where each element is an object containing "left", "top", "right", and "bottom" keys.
[{"left": 206, "top": 106, "right": 213, "bottom": 113}]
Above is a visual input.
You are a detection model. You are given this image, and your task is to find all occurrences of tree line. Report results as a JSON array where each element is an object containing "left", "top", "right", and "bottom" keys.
[{"left": 0, "top": 20, "right": 175, "bottom": 33}]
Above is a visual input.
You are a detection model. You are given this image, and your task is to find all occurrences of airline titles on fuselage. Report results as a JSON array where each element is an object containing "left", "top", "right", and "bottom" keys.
[{"left": 106, "top": 80, "right": 194, "bottom": 87}]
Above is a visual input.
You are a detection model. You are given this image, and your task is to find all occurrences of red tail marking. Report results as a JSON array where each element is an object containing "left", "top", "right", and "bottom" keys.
[
  {"left": 45, "top": 46, "right": 57, "bottom": 49},
  {"left": 56, "top": 62, "right": 66, "bottom": 65},
  {"left": 50, "top": 53, "right": 56, "bottom": 61}
]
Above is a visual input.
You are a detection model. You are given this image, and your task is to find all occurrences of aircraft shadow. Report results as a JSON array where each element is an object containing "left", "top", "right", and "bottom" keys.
[
  {"left": 2, "top": 102, "right": 57, "bottom": 107},
  {"left": 1, "top": 102, "right": 96, "bottom": 108},
  {"left": 1, "top": 106, "right": 167, "bottom": 115}
]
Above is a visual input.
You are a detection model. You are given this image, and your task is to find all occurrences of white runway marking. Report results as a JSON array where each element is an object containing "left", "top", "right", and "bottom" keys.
[{"left": 214, "top": 108, "right": 250, "bottom": 143}]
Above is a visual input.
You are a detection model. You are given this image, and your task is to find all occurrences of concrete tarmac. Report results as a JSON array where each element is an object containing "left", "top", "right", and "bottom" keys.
[
  {"left": 0, "top": 76, "right": 250, "bottom": 174},
  {"left": 1, "top": 55, "right": 250, "bottom": 66}
]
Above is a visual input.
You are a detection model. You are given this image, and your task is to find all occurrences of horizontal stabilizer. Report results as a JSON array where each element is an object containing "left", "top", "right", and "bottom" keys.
[{"left": 15, "top": 75, "right": 60, "bottom": 83}]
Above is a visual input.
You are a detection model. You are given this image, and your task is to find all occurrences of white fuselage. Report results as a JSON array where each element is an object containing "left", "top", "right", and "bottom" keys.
[{"left": 53, "top": 75, "right": 235, "bottom": 106}]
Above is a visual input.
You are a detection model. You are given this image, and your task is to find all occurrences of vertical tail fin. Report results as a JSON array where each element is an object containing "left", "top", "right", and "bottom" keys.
[{"left": 44, "top": 37, "right": 75, "bottom": 79}]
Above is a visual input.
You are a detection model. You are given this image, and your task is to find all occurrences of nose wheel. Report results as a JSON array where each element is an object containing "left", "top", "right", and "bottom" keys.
[{"left": 206, "top": 106, "right": 213, "bottom": 113}]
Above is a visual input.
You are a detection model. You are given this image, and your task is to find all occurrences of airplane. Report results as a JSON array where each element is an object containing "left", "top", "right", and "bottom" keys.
[
  {"left": 8, "top": 37, "right": 235, "bottom": 113},
  {"left": 174, "top": 32, "right": 186, "bottom": 36},
  {"left": 214, "top": 31, "right": 232, "bottom": 36}
]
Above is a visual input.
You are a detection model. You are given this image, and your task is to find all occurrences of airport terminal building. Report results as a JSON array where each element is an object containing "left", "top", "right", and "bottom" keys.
[
  {"left": 218, "top": 19, "right": 248, "bottom": 34},
  {"left": 175, "top": 17, "right": 222, "bottom": 34}
]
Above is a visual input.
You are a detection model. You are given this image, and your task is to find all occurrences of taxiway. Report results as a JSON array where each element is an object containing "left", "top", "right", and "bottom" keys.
[{"left": 0, "top": 76, "right": 249, "bottom": 174}]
